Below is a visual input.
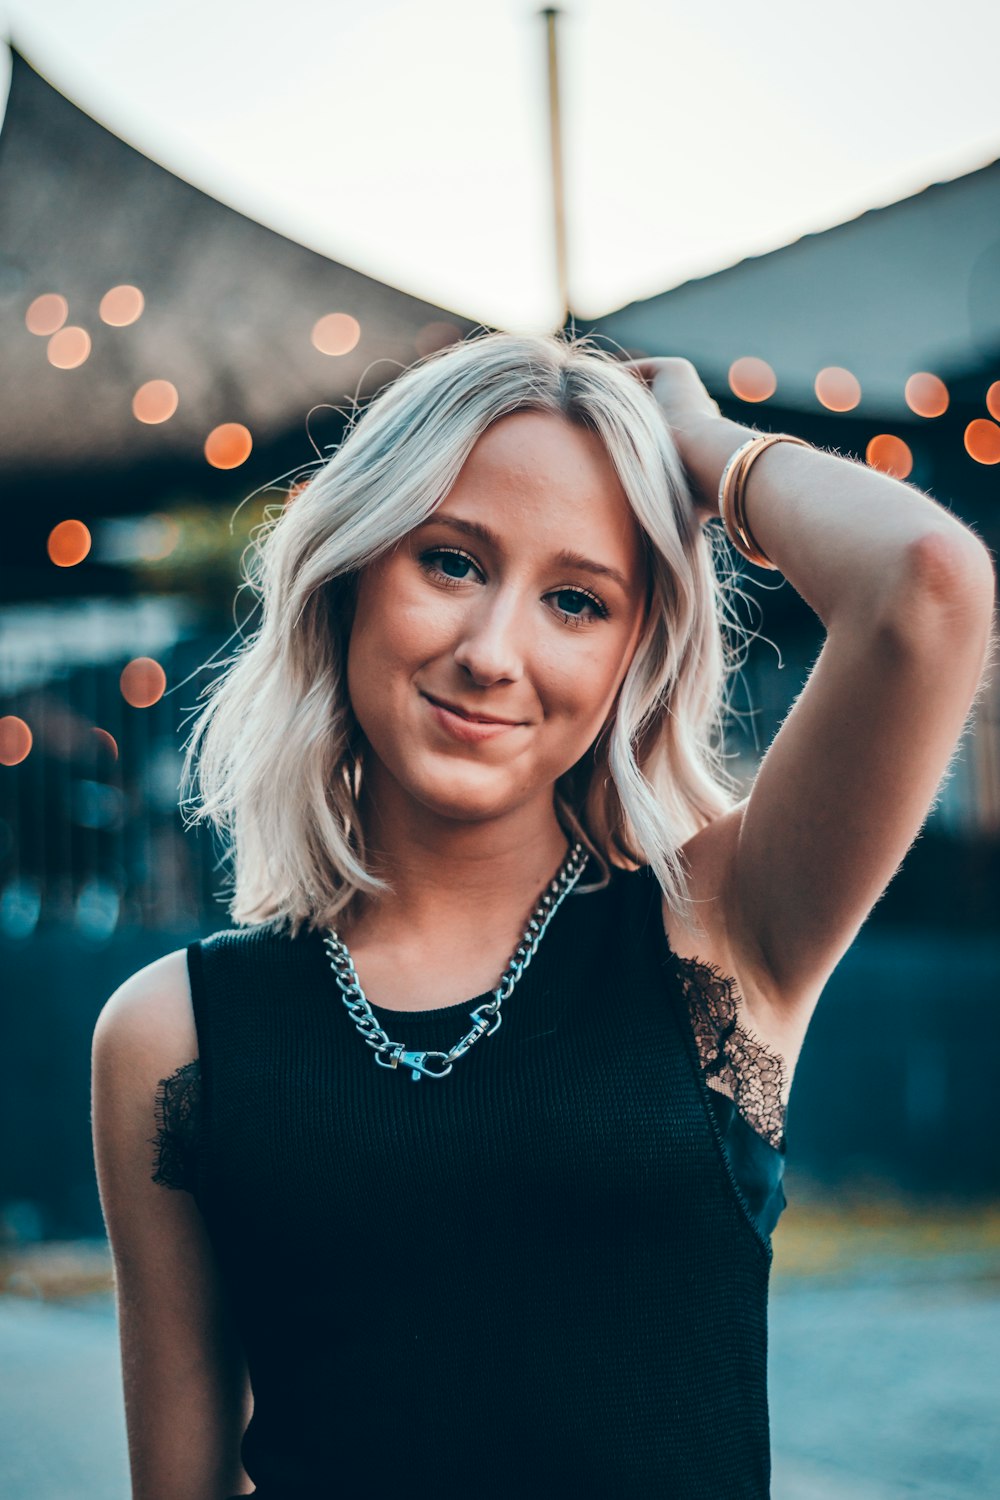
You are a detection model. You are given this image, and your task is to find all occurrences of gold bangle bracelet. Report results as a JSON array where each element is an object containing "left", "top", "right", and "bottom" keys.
[
  {"left": 728, "top": 447, "right": 766, "bottom": 563},
  {"left": 721, "top": 433, "right": 811, "bottom": 569},
  {"left": 721, "top": 438, "right": 773, "bottom": 567}
]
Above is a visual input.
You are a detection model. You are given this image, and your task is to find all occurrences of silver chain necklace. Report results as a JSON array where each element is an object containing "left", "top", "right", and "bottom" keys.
[{"left": 322, "top": 841, "right": 589, "bottom": 1081}]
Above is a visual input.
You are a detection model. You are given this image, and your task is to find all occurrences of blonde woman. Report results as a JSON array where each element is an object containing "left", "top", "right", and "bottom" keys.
[{"left": 92, "top": 332, "right": 995, "bottom": 1499}]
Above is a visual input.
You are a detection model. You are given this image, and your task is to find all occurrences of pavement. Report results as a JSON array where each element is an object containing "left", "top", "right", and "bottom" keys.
[{"left": 2, "top": 1198, "right": 998, "bottom": 1499}]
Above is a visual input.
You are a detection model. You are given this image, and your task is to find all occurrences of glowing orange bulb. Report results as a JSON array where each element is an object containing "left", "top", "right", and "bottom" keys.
[
  {"left": 92, "top": 727, "right": 119, "bottom": 760},
  {"left": 311, "top": 313, "right": 361, "bottom": 356},
  {"left": 728, "top": 357, "right": 777, "bottom": 404},
  {"left": 815, "top": 367, "right": 861, "bottom": 412},
  {"left": 47, "top": 327, "right": 92, "bottom": 369},
  {"left": 133, "top": 380, "right": 179, "bottom": 424},
  {"left": 100, "top": 285, "right": 145, "bottom": 326},
  {"left": 47, "top": 519, "right": 92, "bottom": 567},
  {"left": 120, "top": 658, "right": 167, "bottom": 708},
  {"left": 0, "top": 716, "right": 32, "bottom": 766},
  {"left": 904, "top": 373, "right": 949, "bottom": 419},
  {"left": 26, "top": 293, "right": 68, "bottom": 336},
  {"left": 865, "top": 434, "right": 913, "bottom": 480},
  {"left": 205, "top": 423, "right": 253, "bottom": 469},
  {"left": 986, "top": 382, "right": 1000, "bottom": 423},
  {"left": 964, "top": 419, "right": 1000, "bottom": 465}
]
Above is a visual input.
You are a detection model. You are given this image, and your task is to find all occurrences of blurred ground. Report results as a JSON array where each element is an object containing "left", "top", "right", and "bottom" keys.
[{"left": 2, "top": 1197, "right": 998, "bottom": 1499}]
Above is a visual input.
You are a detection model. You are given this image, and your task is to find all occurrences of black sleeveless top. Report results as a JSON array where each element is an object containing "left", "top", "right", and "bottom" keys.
[{"left": 152, "top": 864, "right": 788, "bottom": 1499}]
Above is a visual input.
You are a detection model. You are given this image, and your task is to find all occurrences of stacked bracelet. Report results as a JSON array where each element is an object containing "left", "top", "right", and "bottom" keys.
[{"left": 717, "top": 432, "right": 811, "bottom": 570}]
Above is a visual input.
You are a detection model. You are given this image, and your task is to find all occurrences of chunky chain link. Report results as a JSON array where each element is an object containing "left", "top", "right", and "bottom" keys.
[{"left": 322, "top": 842, "right": 589, "bottom": 1081}]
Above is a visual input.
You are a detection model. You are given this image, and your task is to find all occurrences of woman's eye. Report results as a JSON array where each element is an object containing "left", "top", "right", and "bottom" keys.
[
  {"left": 549, "top": 588, "right": 607, "bottom": 625},
  {"left": 421, "top": 548, "right": 482, "bottom": 583}
]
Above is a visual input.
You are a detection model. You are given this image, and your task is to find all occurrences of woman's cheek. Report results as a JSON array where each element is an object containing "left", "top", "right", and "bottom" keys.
[{"left": 394, "top": 593, "right": 462, "bottom": 660}]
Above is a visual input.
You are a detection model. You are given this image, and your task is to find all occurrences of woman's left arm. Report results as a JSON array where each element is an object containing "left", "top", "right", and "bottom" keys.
[{"left": 679, "top": 408, "right": 996, "bottom": 1021}]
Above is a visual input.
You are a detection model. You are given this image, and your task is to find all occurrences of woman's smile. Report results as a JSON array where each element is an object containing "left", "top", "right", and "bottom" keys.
[{"left": 420, "top": 690, "right": 527, "bottom": 743}]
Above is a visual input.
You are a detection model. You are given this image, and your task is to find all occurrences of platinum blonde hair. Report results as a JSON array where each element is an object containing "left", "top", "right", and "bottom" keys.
[{"left": 180, "top": 330, "right": 748, "bottom": 938}]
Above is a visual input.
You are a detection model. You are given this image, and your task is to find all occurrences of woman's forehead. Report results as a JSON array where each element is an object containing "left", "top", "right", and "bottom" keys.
[{"left": 439, "top": 412, "right": 646, "bottom": 576}]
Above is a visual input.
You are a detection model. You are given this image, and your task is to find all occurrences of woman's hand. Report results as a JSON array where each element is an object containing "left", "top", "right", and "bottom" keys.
[{"left": 621, "top": 356, "right": 737, "bottom": 526}]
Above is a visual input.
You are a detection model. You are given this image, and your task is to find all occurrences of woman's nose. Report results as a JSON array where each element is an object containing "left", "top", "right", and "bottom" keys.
[{"left": 452, "top": 592, "right": 525, "bottom": 686}]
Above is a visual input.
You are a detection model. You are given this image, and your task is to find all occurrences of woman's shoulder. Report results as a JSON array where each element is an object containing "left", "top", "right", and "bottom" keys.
[
  {"left": 94, "top": 948, "right": 198, "bottom": 1072},
  {"left": 92, "top": 949, "right": 202, "bottom": 1195}
]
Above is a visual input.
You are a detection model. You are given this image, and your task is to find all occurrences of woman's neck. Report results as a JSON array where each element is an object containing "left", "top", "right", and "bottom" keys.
[
  {"left": 351, "top": 770, "right": 571, "bottom": 932},
  {"left": 325, "top": 771, "right": 576, "bottom": 1010}
]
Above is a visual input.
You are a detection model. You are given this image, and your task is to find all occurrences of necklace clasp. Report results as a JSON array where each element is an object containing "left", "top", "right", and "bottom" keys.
[{"left": 376, "top": 1045, "right": 454, "bottom": 1081}]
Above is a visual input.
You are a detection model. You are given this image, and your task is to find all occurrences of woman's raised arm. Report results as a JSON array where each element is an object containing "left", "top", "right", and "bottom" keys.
[{"left": 628, "top": 358, "right": 996, "bottom": 1051}]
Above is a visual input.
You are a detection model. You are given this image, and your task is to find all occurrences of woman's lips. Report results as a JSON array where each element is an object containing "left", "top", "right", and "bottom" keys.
[{"left": 421, "top": 692, "right": 525, "bottom": 743}]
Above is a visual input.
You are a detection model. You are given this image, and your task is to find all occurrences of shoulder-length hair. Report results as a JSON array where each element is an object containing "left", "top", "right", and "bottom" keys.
[{"left": 180, "top": 329, "right": 749, "bottom": 938}]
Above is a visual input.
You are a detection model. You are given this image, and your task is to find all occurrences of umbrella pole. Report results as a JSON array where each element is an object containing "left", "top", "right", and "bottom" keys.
[{"left": 541, "top": 8, "right": 571, "bottom": 332}]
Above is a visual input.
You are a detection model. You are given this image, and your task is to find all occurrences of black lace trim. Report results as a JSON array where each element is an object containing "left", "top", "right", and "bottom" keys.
[
  {"left": 149, "top": 1058, "right": 201, "bottom": 1192},
  {"left": 674, "top": 957, "right": 788, "bottom": 1151}
]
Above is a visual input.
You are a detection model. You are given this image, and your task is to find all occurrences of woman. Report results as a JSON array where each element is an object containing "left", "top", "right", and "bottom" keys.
[{"left": 91, "top": 332, "right": 995, "bottom": 1499}]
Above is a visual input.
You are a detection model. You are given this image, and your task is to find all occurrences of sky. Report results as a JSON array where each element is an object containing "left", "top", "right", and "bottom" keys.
[{"left": 1, "top": 0, "right": 999, "bottom": 333}]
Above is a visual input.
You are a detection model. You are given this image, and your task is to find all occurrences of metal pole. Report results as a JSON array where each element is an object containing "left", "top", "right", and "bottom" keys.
[{"left": 541, "top": 8, "right": 570, "bottom": 330}]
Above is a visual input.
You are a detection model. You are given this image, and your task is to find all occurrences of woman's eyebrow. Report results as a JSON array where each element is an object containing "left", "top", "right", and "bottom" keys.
[
  {"left": 416, "top": 513, "right": 631, "bottom": 593},
  {"left": 552, "top": 548, "right": 630, "bottom": 594}
]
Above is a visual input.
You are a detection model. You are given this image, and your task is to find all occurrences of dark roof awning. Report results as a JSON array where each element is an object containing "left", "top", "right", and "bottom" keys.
[
  {"left": 584, "top": 153, "right": 1000, "bottom": 420},
  {"left": 0, "top": 44, "right": 487, "bottom": 479}
]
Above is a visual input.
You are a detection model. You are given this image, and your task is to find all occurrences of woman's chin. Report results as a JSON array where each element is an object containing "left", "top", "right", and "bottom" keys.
[{"left": 403, "top": 764, "right": 530, "bottom": 825}]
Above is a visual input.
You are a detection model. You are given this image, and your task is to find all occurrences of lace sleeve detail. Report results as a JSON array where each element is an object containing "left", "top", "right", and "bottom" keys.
[
  {"left": 674, "top": 957, "right": 788, "bottom": 1151},
  {"left": 149, "top": 1059, "right": 201, "bottom": 1192}
]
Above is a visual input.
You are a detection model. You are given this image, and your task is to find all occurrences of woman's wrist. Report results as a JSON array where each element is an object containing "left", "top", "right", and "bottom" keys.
[{"left": 674, "top": 415, "right": 759, "bottom": 525}]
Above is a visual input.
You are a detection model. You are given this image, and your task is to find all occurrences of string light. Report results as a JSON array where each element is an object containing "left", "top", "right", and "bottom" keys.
[
  {"left": 728, "top": 357, "right": 776, "bottom": 403},
  {"left": 100, "top": 285, "right": 145, "bottom": 326},
  {"left": 205, "top": 423, "right": 253, "bottom": 469},
  {"left": 120, "top": 658, "right": 167, "bottom": 708},
  {"left": 866, "top": 434, "right": 913, "bottom": 479},
  {"left": 47, "top": 327, "right": 91, "bottom": 369},
  {"left": 904, "top": 373, "right": 949, "bottom": 419},
  {"left": 26, "top": 294, "right": 68, "bottom": 335},
  {"left": 815, "top": 367, "right": 861, "bottom": 412},
  {"left": 47, "top": 520, "right": 92, "bottom": 567},
  {"left": 133, "top": 380, "right": 179, "bottom": 424},
  {"left": 311, "top": 313, "right": 361, "bottom": 356},
  {"left": 0, "top": 717, "right": 32, "bottom": 766}
]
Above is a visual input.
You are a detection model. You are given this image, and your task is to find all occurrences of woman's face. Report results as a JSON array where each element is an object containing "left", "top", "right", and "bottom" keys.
[{"left": 346, "top": 409, "right": 649, "bottom": 829}]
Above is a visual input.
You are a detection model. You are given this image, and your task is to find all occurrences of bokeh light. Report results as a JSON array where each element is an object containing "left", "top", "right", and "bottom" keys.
[
  {"left": 139, "top": 513, "right": 181, "bottom": 560},
  {"left": 47, "top": 326, "right": 92, "bottom": 369},
  {"left": 0, "top": 717, "right": 32, "bottom": 766},
  {"left": 415, "top": 321, "right": 462, "bottom": 358},
  {"left": 47, "top": 519, "right": 92, "bottom": 567},
  {"left": 92, "top": 727, "right": 119, "bottom": 760},
  {"left": 964, "top": 419, "right": 1000, "bottom": 465},
  {"left": 865, "top": 434, "right": 913, "bottom": 479},
  {"left": 26, "top": 293, "right": 68, "bottom": 336},
  {"left": 100, "top": 284, "right": 145, "bottom": 326},
  {"left": 815, "top": 367, "right": 861, "bottom": 412},
  {"left": 133, "top": 379, "right": 179, "bottom": 424},
  {"left": 728, "top": 357, "right": 777, "bottom": 404},
  {"left": 311, "top": 313, "right": 361, "bottom": 356},
  {"left": 904, "top": 373, "right": 949, "bottom": 419},
  {"left": 205, "top": 423, "right": 253, "bottom": 469},
  {"left": 986, "top": 382, "right": 1000, "bottom": 423},
  {"left": 120, "top": 657, "right": 167, "bottom": 708}
]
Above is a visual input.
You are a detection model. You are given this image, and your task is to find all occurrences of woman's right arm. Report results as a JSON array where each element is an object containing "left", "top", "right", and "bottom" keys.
[{"left": 91, "top": 950, "right": 254, "bottom": 1500}]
